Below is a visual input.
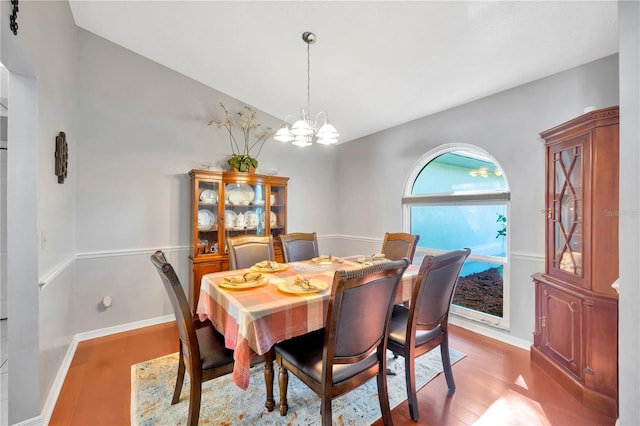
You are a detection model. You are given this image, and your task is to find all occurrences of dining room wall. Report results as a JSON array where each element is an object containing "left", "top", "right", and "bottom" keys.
[
  {"left": 617, "top": 2, "right": 640, "bottom": 424},
  {"left": 70, "top": 27, "right": 340, "bottom": 331},
  {"left": 334, "top": 54, "right": 619, "bottom": 346},
  {"left": 1, "top": 0, "right": 79, "bottom": 423}
]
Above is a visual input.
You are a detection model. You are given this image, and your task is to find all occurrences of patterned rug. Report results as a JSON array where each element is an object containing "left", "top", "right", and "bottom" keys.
[{"left": 131, "top": 348, "right": 465, "bottom": 425}]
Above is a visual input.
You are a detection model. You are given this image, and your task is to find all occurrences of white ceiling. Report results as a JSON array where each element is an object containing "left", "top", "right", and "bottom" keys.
[{"left": 68, "top": 1, "right": 619, "bottom": 143}]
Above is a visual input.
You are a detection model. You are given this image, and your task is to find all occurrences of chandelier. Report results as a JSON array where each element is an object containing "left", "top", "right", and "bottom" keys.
[{"left": 273, "top": 32, "right": 339, "bottom": 147}]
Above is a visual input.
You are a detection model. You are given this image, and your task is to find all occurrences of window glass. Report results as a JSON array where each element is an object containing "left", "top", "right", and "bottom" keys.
[
  {"left": 412, "top": 152, "right": 507, "bottom": 194},
  {"left": 404, "top": 148, "right": 509, "bottom": 325},
  {"left": 410, "top": 205, "right": 506, "bottom": 257}
]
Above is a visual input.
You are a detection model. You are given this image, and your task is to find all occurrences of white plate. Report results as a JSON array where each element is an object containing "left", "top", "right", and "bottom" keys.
[
  {"left": 198, "top": 209, "right": 216, "bottom": 231},
  {"left": 356, "top": 256, "right": 390, "bottom": 264},
  {"left": 250, "top": 261, "right": 288, "bottom": 272},
  {"left": 244, "top": 210, "right": 259, "bottom": 227},
  {"left": 225, "top": 183, "right": 255, "bottom": 204},
  {"left": 253, "top": 200, "right": 265, "bottom": 206},
  {"left": 219, "top": 276, "right": 268, "bottom": 290},
  {"left": 310, "top": 256, "right": 344, "bottom": 265},
  {"left": 199, "top": 189, "right": 217, "bottom": 203},
  {"left": 259, "top": 211, "right": 278, "bottom": 227},
  {"left": 224, "top": 210, "right": 237, "bottom": 229},
  {"left": 278, "top": 279, "right": 328, "bottom": 294},
  {"left": 228, "top": 191, "right": 251, "bottom": 205}
]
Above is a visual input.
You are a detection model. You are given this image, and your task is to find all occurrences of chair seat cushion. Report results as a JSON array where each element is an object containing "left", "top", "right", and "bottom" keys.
[
  {"left": 388, "top": 304, "right": 443, "bottom": 348},
  {"left": 275, "top": 329, "right": 379, "bottom": 385},
  {"left": 196, "top": 323, "right": 235, "bottom": 370}
]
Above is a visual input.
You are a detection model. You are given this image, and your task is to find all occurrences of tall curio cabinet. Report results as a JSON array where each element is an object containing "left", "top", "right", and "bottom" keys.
[
  {"left": 188, "top": 169, "right": 289, "bottom": 309},
  {"left": 532, "top": 106, "right": 619, "bottom": 417}
]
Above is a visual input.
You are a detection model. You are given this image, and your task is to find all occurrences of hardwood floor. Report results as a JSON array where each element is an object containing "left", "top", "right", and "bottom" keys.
[{"left": 49, "top": 323, "right": 617, "bottom": 426}]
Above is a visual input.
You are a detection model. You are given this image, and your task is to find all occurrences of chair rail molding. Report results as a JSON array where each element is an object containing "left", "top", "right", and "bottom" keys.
[{"left": 38, "top": 245, "right": 191, "bottom": 289}]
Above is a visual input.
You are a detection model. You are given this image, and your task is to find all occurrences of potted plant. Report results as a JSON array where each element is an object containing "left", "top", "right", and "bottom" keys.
[{"left": 209, "top": 103, "right": 273, "bottom": 172}]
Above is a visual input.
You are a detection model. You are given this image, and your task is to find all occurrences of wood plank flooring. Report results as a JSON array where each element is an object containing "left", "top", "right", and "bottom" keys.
[{"left": 49, "top": 323, "right": 617, "bottom": 425}]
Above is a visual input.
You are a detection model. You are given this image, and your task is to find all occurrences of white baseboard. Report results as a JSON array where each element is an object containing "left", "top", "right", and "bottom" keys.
[
  {"left": 450, "top": 315, "right": 532, "bottom": 350},
  {"left": 40, "top": 315, "right": 174, "bottom": 426},
  {"left": 12, "top": 415, "right": 44, "bottom": 426}
]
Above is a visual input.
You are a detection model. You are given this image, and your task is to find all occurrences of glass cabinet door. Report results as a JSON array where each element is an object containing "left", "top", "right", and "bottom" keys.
[
  {"left": 222, "top": 181, "right": 267, "bottom": 253},
  {"left": 269, "top": 183, "right": 286, "bottom": 243},
  {"left": 196, "top": 180, "right": 220, "bottom": 256},
  {"left": 550, "top": 143, "right": 583, "bottom": 278}
]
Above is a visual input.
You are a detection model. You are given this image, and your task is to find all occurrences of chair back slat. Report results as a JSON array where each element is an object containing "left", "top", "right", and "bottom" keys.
[
  {"left": 326, "top": 259, "right": 410, "bottom": 364},
  {"left": 382, "top": 232, "right": 420, "bottom": 262},
  {"left": 413, "top": 248, "right": 471, "bottom": 329},
  {"left": 279, "top": 232, "right": 319, "bottom": 262},
  {"left": 227, "top": 235, "right": 275, "bottom": 269}
]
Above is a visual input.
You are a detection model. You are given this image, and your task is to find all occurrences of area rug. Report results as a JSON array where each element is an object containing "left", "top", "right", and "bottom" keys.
[{"left": 131, "top": 348, "right": 465, "bottom": 426}]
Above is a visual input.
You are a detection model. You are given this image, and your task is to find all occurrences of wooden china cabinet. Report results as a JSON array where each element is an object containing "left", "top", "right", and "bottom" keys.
[
  {"left": 188, "top": 169, "right": 289, "bottom": 309},
  {"left": 532, "top": 106, "right": 619, "bottom": 417}
]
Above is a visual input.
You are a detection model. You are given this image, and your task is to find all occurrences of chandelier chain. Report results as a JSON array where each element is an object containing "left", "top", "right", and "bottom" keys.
[{"left": 306, "top": 40, "right": 311, "bottom": 113}]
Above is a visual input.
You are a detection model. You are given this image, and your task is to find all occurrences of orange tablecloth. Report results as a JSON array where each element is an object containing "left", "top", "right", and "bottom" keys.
[{"left": 196, "top": 258, "right": 419, "bottom": 390}]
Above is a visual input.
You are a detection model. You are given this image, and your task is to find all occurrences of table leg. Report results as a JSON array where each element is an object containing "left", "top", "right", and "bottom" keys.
[
  {"left": 264, "top": 347, "right": 275, "bottom": 412},
  {"left": 278, "top": 363, "right": 289, "bottom": 416}
]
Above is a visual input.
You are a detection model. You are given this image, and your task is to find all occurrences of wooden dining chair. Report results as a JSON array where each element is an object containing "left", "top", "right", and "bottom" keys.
[
  {"left": 387, "top": 248, "right": 471, "bottom": 421},
  {"left": 381, "top": 232, "right": 420, "bottom": 262},
  {"left": 150, "top": 250, "right": 235, "bottom": 426},
  {"left": 275, "top": 258, "right": 411, "bottom": 426},
  {"left": 279, "top": 232, "right": 319, "bottom": 262},
  {"left": 227, "top": 235, "right": 275, "bottom": 269}
]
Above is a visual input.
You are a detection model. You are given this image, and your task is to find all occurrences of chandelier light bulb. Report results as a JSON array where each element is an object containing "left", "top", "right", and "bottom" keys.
[
  {"left": 274, "top": 126, "right": 294, "bottom": 143},
  {"left": 292, "top": 136, "right": 312, "bottom": 147},
  {"left": 290, "top": 119, "right": 314, "bottom": 137}
]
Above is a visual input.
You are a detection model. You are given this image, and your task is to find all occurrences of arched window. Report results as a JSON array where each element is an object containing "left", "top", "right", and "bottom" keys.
[{"left": 402, "top": 145, "right": 510, "bottom": 328}]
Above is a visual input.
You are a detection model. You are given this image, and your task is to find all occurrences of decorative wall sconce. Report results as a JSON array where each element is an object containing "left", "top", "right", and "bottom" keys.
[
  {"left": 10, "top": 0, "right": 19, "bottom": 35},
  {"left": 55, "top": 131, "right": 68, "bottom": 184}
]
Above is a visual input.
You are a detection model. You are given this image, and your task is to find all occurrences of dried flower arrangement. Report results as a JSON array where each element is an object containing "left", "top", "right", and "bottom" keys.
[{"left": 208, "top": 103, "right": 274, "bottom": 172}]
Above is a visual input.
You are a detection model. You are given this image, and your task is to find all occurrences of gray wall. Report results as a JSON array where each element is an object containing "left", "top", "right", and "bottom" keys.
[
  {"left": 618, "top": 2, "right": 640, "bottom": 424},
  {"left": 335, "top": 54, "right": 619, "bottom": 343},
  {"left": 1, "top": 0, "right": 78, "bottom": 423},
  {"left": 68, "top": 26, "right": 340, "bottom": 335},
  {"left": 1, "top": 0, "right": 638, "bottom": 424}
]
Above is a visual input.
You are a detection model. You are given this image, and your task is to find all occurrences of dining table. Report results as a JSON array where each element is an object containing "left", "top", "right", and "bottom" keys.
[{"left": 195, "top": 256, "right": 420, "bottom": 412}]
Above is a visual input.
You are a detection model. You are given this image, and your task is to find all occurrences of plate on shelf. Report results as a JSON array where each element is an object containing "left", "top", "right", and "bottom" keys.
[
  {"left": 225, "top": 183, "right": 255, "bottom": 205},
  {"left": 218, "top": 274, "right": 268, "bottom": 290},
  {"left": 244, "top": 210, "right": 259, "bottom": 228},
  {"left": 199, "top": 189, "right": 217, "bottom": 204},
  {"left": 278, "top": 278, "right": 328, "bottom": 295},
  {"left": 224, "top": 210, "right": 237, "bottom": 229},
  {"left": 198, "top": 209, "right": 216, "bottom": 231},
  {"left": 310, "top": 255, "right": 344, "bottom": 265},
  {"left": 259, "top": 211, "right": 278, "bottom": 227},
  {"left": 250, "top": 261, "right": 288, "bottom": 273}
]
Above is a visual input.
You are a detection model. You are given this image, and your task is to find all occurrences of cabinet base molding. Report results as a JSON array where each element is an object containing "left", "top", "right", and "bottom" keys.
[{"left": 531, "top": 346, "right": 617, "bottom": 417}]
